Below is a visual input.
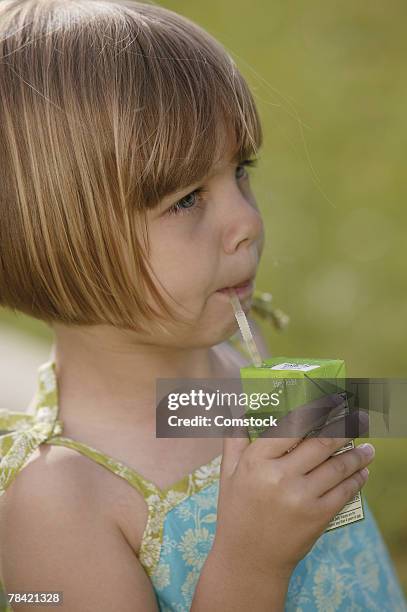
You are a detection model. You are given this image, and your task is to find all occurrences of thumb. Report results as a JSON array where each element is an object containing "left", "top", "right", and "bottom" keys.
[{"left": 220, "top": 422, "right": 251, "bottom": 479}]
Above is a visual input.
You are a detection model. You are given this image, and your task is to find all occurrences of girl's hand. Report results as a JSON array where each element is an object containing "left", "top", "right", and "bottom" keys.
[{"left": 213, "top": 397, "right": 373, "bottom": 580}]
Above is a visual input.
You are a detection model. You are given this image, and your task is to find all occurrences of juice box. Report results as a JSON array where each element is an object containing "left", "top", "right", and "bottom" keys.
[{"left": 240, "top": 356, "right": 365, "bottom": 531}]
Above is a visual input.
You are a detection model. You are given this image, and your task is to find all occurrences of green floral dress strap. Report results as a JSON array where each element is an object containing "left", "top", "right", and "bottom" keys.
[
  {"left": 0, "top": 361, "right": 159, "bottom": 501},
  {"left": 0, "top": 361, "right": 63, "bottom": 496}
]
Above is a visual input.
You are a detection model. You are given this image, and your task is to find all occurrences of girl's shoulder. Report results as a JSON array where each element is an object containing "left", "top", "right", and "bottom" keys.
[
  {"left": 0, "top": 444, "right": 96, "bottom": 578},
  {"left": 0, "top": 436, "right": 144, "bottom": 563},
  {"left": 0, "top": 443, "right": 97, "bottom": 513}
]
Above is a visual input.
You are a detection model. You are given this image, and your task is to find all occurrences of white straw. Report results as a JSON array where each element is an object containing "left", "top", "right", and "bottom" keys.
[{"left": 228, "top": 288, "right": 263, "bottom": 367}]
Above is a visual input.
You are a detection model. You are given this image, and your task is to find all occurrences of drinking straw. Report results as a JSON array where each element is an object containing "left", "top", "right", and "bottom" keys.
[{"left": 228, "top": 288, "right": 263, "bottom": 367}]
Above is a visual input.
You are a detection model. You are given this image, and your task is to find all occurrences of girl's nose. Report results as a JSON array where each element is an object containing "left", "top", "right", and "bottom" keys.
[{"left": 222, "top": 191, "right": 264, "bottom": 255}]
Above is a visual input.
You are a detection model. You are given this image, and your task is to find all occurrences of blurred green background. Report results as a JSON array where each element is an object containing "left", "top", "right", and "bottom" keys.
[{"left": 1, "top": 0, "right": 406, "bottom": 597}]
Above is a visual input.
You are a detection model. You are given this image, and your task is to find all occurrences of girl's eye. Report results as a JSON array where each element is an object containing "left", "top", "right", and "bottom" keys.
[
  {"left": 236, "top": 159, "right": 257, "bottom": 180},
  {"left": 166, "top": 158, "right": 258, "bottom": 217},
  {"left": 166, "top": 187, "right": 208, "bottom": 217}
]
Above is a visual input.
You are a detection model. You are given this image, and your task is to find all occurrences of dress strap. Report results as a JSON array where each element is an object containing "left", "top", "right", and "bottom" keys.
[
  {"left": 0, "top": 360, "right": 63, "bottom": 496},
  {"left": 43, "top": 435, "right": 160, "bottom": 499},
  {"left": 0, "top": 360, "right": 160, "bottom": 501}
]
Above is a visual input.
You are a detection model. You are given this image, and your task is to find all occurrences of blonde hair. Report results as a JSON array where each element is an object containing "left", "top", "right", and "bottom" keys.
[{"left": 0, "top": 0, "right": 263, "bottom": 334}]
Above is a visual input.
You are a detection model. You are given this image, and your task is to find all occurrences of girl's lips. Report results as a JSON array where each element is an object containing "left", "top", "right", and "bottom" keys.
[{"left": 216, "top": 279, "right": 254, "bottom": 297}]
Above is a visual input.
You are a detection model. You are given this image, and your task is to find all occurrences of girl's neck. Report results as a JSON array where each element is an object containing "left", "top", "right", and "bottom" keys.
[{"left": 52, "top": 333, "right": 229, "bottom": 430}]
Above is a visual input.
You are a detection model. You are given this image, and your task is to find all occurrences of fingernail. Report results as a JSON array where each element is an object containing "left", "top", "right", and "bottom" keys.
[
  {"left": 359, "top": 443, "right": 375, "bottom": 457},
  {"left": 361, "top": 467, "right": 369, "bottom": 478}
]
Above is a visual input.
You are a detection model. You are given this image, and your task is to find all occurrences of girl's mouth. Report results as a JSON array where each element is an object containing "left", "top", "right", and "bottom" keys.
[{"left": 216, "top": 278, "right": 254, "bottom": 298}]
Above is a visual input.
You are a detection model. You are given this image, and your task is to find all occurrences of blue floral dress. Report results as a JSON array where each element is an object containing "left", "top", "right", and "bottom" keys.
[{"left": 0, "top": 299, "right": 406, "bottom": 611}]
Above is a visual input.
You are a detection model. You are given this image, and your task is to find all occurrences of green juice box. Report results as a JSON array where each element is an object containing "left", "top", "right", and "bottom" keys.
[{"left": 240, "top": 356, "right": 365, "bottom": 531}]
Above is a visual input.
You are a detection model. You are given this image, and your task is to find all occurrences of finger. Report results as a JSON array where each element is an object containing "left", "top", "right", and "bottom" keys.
[
  {"left": 304, "top": 443, "right": 375, "bottom": 497},
  {"left": 248, "top": 392, "right": 344, "bottom": 459},
  {"left": 318, "top": 466, "right": 369, "bottom": 517},
  {"left": 280, "top": 410, "right": 368, "bottom": 474}
]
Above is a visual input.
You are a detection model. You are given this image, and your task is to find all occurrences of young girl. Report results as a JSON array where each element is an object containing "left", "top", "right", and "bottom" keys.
[{"left": 0, "top": 1, "right": 405, "bottom": 610}]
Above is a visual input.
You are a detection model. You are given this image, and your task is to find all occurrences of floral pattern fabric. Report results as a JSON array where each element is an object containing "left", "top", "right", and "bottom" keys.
[
  {"left": 146, "top": 480, "right": 407, "bottom": 612},
  {"left": 0, "top": 291, "right": 406, "bottom": 610}
]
